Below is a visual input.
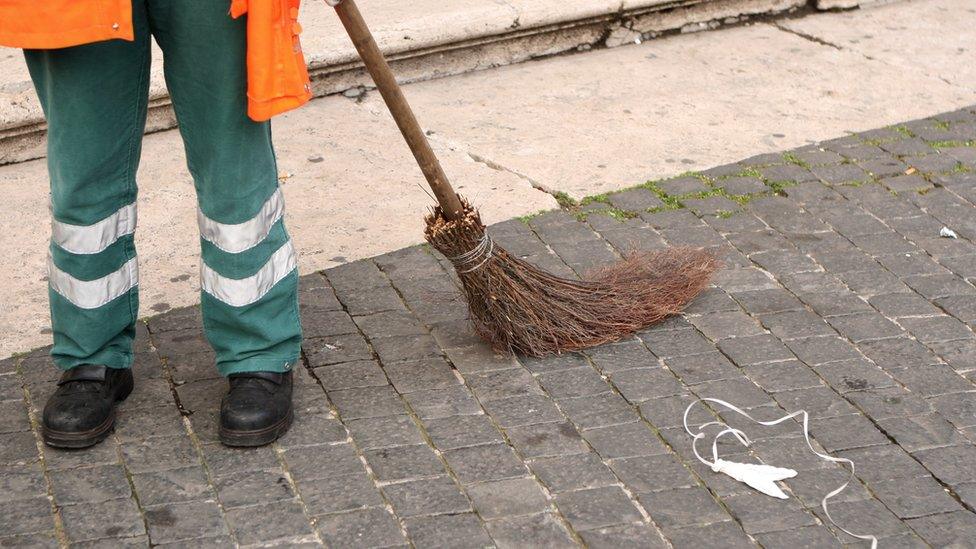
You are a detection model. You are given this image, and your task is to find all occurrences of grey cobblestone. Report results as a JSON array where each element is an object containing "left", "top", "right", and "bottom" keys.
[{"left": 7, "top": 109, "right": 976, "bottom": 546}]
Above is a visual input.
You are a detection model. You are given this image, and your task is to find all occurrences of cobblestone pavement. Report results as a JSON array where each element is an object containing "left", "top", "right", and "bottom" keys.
[{"left": 4, "top": 106, "right": 976, "bottom": 547}]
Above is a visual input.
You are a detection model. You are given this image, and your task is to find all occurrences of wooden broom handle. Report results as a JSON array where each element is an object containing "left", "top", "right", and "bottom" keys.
[{"left": 328, "top": 0, "right": 465, "bottom": 221}]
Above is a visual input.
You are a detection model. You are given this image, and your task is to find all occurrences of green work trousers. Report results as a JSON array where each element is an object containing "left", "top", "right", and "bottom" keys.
[{"left": 25, "top": 0, "right": 302, "bottom": 376}]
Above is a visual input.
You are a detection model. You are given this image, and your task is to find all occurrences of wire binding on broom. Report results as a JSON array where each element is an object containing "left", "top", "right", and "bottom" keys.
[{"left": 425, "top": 197, "right": 721, "bottom": 357}]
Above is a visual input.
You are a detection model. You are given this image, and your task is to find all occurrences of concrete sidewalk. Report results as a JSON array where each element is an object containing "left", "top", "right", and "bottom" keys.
[
  {"left": 1, "top": 0, "right": 975, "bottom": 359},
  {"left": 2, "top": 105, "right": 976, "bottom": 547}
]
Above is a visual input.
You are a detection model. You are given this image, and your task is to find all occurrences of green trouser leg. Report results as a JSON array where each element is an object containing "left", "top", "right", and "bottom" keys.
[
  {"left": 24, "top": 0, "right": 151, "bottom": 371},
  {"left": 26, "top": 0, "right": 302, "bottom": 376}
]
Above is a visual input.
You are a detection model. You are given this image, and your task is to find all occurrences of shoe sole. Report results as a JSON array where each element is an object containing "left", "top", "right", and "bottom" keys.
[
  {"left": 42, "top": 373, "right": 134, "bottom": 449},
  {"left": 219, "top": 409, "right": 294, "bottom": 448}
]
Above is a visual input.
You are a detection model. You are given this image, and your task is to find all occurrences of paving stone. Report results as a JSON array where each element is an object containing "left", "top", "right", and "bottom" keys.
[
  {"left": 444, "top": 443, "right": 526, "bottom": 484},
  {"left": 384, "top": 476, "right": 471, "bottom": 518},
  {"left": 404, "top": 386, "right": 483, "bottom": 419},
  {"left": 277, "top": 407, "right": 347, "bottom": 449},
  {"left": 315, "top": 507, "right": 405, "bottom": 547},
  {"left": 480, "top": 394, "right": 564, "bottom": 428},
  {"left": 200, "top": 443, "right": 280, "bottom": 476},
  {"left": 722, "top": 492, "right": 817, "bottom": 534},
  {"left": 606, "top": 188, "right": 664, "bottom": 211},
  {"left": 121, "top": 435, "right": 198, "bottom": 474},
  {"left": 0, "top": 497, "right": 55, "bottom": 537},
  {"left": 876, "top": 412, "right": 967, "bottom": 453},
  {"left": 224, "top": 499, "right": 312, "bottom": 545},
  {"left": 912, "top": 444, "right": 976, "bottom": 486},
  {"left": 313, "top": 360, "right": 388, "bottom": 391},
  {"left": 929, "top": 391, "right": 976, "bottom": 429},
  {"left": 806, "top": 360, "right": 893, "bottom": 395},
  {"left": 465, "top": 368, "right": 543, "bottom": 401},
  {"left": 845, "top": 386, "right": 932, "bottom": 420},
  {"left": 898, "top": 315, "right": 973, "bottom": 344},
  {"left": 868, "top": 292, "right": 942, "bottom": 318},
  {"left": 808, "top": 414, "right": 888, "bottom": 452},
  {"left": 364, "top": 444, "right": 444, "bottom": 482},
  {"left": 640, "top": 486, "right": 729, "bottom": 528},
  {"left": 144, "top": 500, "right": 228, "bottom": 544},
  {"left": 529, "top": 452, "right": 616, "bottom": 493},
  {"left": 298, "top": 472, "right": 384, "bottom": 516},
  {"left": 328, "top": 386, "right": 405, "bottom": 420},
  {"left": 49, "top": 464, "right": 132, "bottom": 505},
  {"left": 424, "top": 414, "right": 503, "bottom": 450},
  {"left": 213, "top": 469, "right": 294, "bottom": 508},
  {"left": 0, "top": 532, "right": 60, "bottom": 548},
  {"left": 582, "top": 422, "right": 667, "bottom": 459},
  {"left": 657, "top": 176, "right": 709, "bottom": 196},
  {"left": 370, "top": 334, "right": 443, "bottom": 365},
  {"left": 871, "top": 475, "right": 962, "bottom": 518},
  {"left": 732, "top": 289, "right": 805, "bottom": 316},
  {"left": 507, "top": 421, "right": 587, "bottom": 458},
  {"left": 304, "top": 335, "right": 373, "bottom": 367},
  {"left": 783, "top": 466, "right": 872, "bottom": 508},
  {"left": 665, "top": 520, "right": 755, "bottom": 549},
  {"left": 557, "top": 391, "right": 636, "bottom": 429},
  {"left": 639, "top": 328, "right": 714, "bottom": 359},
  {"left": 857, "top": 337, "right": 939, "bottom": 371},
  {"left": 61, "top": 497, "right": 145, "bottom": 542},
  {"left": 485, "top": 513, "right": 577, "bottom": 549},
  {"left": 384, "top": 357, "right": 460, "bottom": 394},
  {"left": 751, "top": 250, "right": 821, "bottom": 276},
  {"left": 692, "top": 376, "right": 774, "bottom": 409},
  {"left": 346, "top": 415, "right": 424, "bottom": 450},
  {"left": 536, "top": 367, "right": 609, "bottom": 399},
  {"left": 554, "top": 486, "right": 642, "bottom": 531},
  {"left": 759, "top": 310, "right": 835, "bottom": 340},
  {"left": 0, "top": 464, "right": 46, "bottom": 504},
  {"left": 754, "top": 525, "right": 840, "bottom": 548},
  {"left": 906, "top": 510, "right": 976, "bottom": 547},
  {"left": 466, "top": 477, "right": 549, "bottom": 519},
  {"left": 690, "top": 311, "right": 765, "bottom": 341},
  {"left": 827, "top": 313, "right": 905, "bottom": 343},
  {"left": 283, "top": 443, "right": 364, "bottom": 481},
  {"left": 639, "top": 394, "right": 709, "bottom": 430},
  {"left": 664, "top": 352, "right": 740, "bottom": 385},
  {"left": 607, "top": 367, "right": 683, "bottom": 402},
  {"left": 609, "top": 453, "right": 697, "bottom": 493},
  {"left": 742, "top": 360, "right": 822, "bottom": 393},
  {"left": 890, "top": 363, "right": 973, "bottom": 398},
  {"left": 404, "top": 513, "right": 492, "bottom": 548},
  {"left": 131, "top": 467, "right": 212, "bottom": 506}
]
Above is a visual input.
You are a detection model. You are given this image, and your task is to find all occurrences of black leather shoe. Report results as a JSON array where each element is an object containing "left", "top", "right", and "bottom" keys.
[
  {"left": 42, "top": 365, "right": 134, "bottom": 448},
  {"left": 219, "top": 371, "right": 293, "bottom": 447}
]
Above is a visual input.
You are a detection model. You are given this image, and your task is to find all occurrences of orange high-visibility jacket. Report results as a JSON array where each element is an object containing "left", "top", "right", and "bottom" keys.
[{"left": 0, "top": 0, "right": 312, "bottom": 121}]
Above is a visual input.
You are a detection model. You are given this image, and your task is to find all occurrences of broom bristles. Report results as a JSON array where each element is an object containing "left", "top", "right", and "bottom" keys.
[{"left": 425, "top": 199, "right": 720, "bottom": 357}]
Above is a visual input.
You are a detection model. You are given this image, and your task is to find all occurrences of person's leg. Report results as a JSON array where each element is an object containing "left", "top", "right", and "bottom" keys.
[
  {"left": 148, "top": 0, "right": 302, "bottom": 379},
  {"left": 25, "top": 0, "right": 151, "bottom": 448},
  {"left": 147, "top": 0, "right": 301, "bottom": 446},
  {"left": 24, "top": 1, "right": 151, "bottom": 372}
]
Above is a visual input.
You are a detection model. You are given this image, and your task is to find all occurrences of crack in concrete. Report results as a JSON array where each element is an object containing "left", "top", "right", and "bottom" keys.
[{"left": 771, "top": 21, "right": 844, "bottom": 49}]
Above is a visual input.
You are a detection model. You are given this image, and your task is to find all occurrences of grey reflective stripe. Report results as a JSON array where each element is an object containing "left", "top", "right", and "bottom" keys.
[
  {"left": 48, "top": 255, "right": 138, "bottom": 309},
  {"left": 51, "top": 202, "right": 137, "bottom": 255},
  {"left": 200, "top": 240, "right": 297, "bottom": 307},
  {"left": 197, "top": 188, "right": 284, "bottom": 254}
]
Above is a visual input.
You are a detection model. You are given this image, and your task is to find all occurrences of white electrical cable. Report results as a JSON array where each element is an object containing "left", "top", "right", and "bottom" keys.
[{"left": 683, "top": 398, "right": 878, "bottom": 548}]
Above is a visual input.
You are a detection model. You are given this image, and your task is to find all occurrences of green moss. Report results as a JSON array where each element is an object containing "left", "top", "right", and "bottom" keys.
[
  {"left": 782, "top": 152, "right": 810, "bottom": 169},
  {"left": 552, "top": 191, "right": 578, "bottom": 209},
  {"left": 766, "top": 180, "right": 798, "bottom": 195},
  {"left": 934, "top": 120, "right": 951, "bottom": 130},
  {"left": 714, "top": 210, "right": 735, "bottom": 219},
  {"left": 893, "top": 125, "right": 914, "bottom": 138},
  {"left": 579, "top": 193, "right": 611, "bottom": 206}
]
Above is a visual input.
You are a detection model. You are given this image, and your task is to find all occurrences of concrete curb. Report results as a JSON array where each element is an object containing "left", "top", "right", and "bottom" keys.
[{"left": 0, "top": 0, "right": 867, "bottom": 166}]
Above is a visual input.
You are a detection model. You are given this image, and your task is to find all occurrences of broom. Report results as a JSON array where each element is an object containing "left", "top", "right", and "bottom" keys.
[{"left": 328, "top": 0, "right": 720, "bottom": 356}]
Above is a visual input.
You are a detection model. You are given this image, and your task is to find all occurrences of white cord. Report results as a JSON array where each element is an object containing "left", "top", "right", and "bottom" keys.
[{"left": 683, "top": 398, "right": 878, "bottom": 548}]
